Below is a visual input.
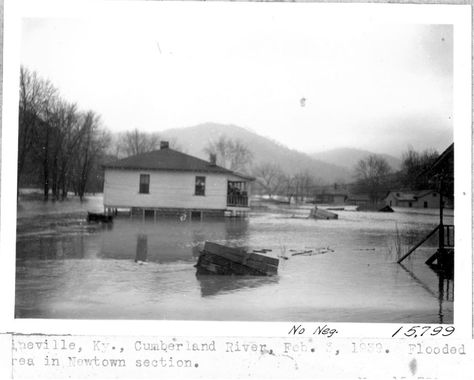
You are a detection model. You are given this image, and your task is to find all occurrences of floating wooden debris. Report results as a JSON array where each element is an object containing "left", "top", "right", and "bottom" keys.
[
  {"left": 196, "top": 242, "right": 279, "bottom": 276},
  {"left": 252, "top": 248, "right": 272, "bottom": 254},
  {"left": 378, "top": 205, "right": 394, "bottom": 212},
  {"left": 309, "top": 207, "right": 338, "bottom": 220},
  {"left": 289, "top": 247, "right": 334, "bottom": 256},
  {"left": 87, "top": 212, "right": 113, "bottom": 223}
]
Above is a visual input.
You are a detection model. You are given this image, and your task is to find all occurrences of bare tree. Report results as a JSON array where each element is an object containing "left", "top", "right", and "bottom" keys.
[
  {"left": 46, "top": 99, "right": 79, "bottom": 199},
  {"left": 57, "top": 103, "right": 81, "bottom": 199},
  {"left": 253, "top": 163, "right": 283, "bottom": 198},
  {"left": 18, "top": 67, "right": 111, "bottom": 201},
  {"left": 71, "top": 112, "right": 110, "bottom": 200},
  {"left": 278, "top": 174, "right": 297, "bottom": 204},
  {"left": 354, "top": 154, "right": 392, "bottom": 203},
  {"left": 18, "top": 66, "right": 58, "bottom": 199},
  {"left": 116, "top": 129, "right": 161, "bottom": 157},
  {"left": 400, "top": 147, "right": 439, "bottom": 190},
  {"left": 204, "top": 136, "right": 253, "bottom": 172},
  {"left": 293, "top": 172, "right": 316, "bottom": 202}
]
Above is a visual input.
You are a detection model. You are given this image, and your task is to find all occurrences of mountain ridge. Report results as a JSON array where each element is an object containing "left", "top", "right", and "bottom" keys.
[
  {"left": 310, "top": 147, "right": 402, "bottom": 171},
  {"left": 161, "top": 122, "right": 353, "bottom": 183}
]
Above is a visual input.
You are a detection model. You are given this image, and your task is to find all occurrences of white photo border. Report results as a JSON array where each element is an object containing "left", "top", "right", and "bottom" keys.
[{"left": 0, "top": 0, "right": 471, "bottom": 340}]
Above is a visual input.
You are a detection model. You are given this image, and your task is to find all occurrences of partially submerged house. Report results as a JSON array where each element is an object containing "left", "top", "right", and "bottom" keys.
[
  {"left": 103, "top": 142, "right": 254, "bottom": 218},
  {"left": 345, "top": 193, "right": 371, "bottom": 207},
  {"left": 384, "top": 190, "right": 443, "bottom": 209}
]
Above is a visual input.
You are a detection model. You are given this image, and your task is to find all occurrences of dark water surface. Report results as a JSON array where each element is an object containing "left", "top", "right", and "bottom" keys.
[{"left": 16, "top": 196, "right": 453, "bottom": 322}]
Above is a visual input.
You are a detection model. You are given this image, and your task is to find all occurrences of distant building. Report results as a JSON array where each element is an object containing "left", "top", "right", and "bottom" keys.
[
  {"left": 384, "top": 190, "right": 442, "bottom": 209},
  {"left": 345, "top": 193, "right": 371, "bottom": 207},
  {"left": 103, "top": 141, "right": 254, "bottom": 217},
  {"left": 315, "top": 193, "right": 347, "bottom": 204}
]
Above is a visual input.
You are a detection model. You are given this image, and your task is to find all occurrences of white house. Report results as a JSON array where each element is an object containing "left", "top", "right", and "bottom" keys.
[
  {"left": 103, "top": 141, "right": 254, "bottom": 217},
  {"left": 384, "top": 190, "right": 441, "bottom": 209}
]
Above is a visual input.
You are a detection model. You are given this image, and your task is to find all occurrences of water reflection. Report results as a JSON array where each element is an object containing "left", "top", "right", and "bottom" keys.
[
  {"left": 97, "top": 217, "right": 250, "bottom": 264},
  {"left": 437, "top": 271, "right": 454, "bottom": 324},
  {"left": 15, "top": 201, "right": 454, "bottom": 322},
  {"left": 135, "top": 234, "right": 148, "bottom": 263},
  {"left": 196, "top": 274, "right": 279, "bottom": 297},
  {"left": 399, "top": 263, "right": 454, "bottom": 324}
]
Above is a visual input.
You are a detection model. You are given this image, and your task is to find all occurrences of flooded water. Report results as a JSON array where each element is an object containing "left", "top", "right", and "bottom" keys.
[{"left": 16, "top": 195, "right": 453, "bottom": 322}]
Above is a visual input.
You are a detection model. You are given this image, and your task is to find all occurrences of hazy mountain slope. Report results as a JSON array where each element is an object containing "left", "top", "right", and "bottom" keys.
[
  {"left": 161, "top": 123, "right": 352, "bottom": 183},
  {"left": 311, "top": 147, "right": 402, "bottom": 171}
]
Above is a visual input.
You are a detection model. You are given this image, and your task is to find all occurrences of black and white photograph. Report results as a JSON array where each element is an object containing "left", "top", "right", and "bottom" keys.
[{"left": 8, "top": 2, "right": 463, "bottom": 326}]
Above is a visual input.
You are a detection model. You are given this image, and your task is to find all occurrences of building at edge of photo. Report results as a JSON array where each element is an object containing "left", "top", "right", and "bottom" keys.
[{"left": 102, "top": 141, "right": 255, "bottom": 218}]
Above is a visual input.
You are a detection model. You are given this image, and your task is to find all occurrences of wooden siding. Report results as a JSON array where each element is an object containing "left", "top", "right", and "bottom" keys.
[
  {"left": 104, "top": 169, "right": 230, "bottom": 209},
  {"left": 414, "top": 192, "right": 439, "bottom": 209}
]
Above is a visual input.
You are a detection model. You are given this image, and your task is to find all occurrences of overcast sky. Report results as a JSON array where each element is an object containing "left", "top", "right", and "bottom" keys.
[{"left": 20, "top": 7, "right": 453, "bottom": 156}]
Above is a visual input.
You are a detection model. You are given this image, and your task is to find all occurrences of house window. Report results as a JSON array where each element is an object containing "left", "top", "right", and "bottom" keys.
[
  {"left": 139, "top": 174, "right": 150, "bottom": 194},
  {"left": 424, "top": 201, "right": 428, "bottom": 208},
  {"left": 195, "top": 176, "right": 206, "bottom": 196},
  {"left": 408, "top": 202, "right": 412, "bottom": 208}
]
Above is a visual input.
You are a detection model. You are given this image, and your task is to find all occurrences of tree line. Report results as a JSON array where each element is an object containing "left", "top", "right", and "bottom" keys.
[
  {"left": 18, "top": 66, "right": 110, "bottom": 200},
  {"left": 17, "top": 68, "right": 185, "bottom": 201},
  {"left": 18, "top": 68, "right": 446, "bottom": 203},
  {"left": 352, "top": 148, "right": 442, "bottom": 204},
  {"left": 253, "top": 148, "right": 443, "bottom": 204},
  {"left": 205, "top": 138, "right": 445, "bottom": 204}
]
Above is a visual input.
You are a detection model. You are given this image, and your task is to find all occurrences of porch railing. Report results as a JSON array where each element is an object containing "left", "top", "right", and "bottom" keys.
[
  {"left": 227, "top": 195, "right": 249, "bottom": 207},
  {"left": 397, "top": 224, "right": 455, "bottom": 264},
  {"left": 443, "top": 224, "right": 454, "bottom": 248}
]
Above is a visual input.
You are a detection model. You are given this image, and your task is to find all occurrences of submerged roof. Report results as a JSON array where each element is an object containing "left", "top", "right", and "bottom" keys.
[{"left": 104, "top": 148, "right": 255, "bottom": 180}]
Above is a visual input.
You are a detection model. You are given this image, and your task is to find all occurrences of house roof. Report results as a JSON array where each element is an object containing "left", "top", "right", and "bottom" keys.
[
  {"left": 392, "top": 192, "right": 416, "bottom": 201},
  {"left": 414, "top": 190, "right": 436, "bottom": 198},
  {"left": 427, "top": 143, "right": 454, "bottom": 176},
  {"left": 104, "top": 148, "right": 255, "bottom": 180},
  {"left": 346, "top": 193, "right": 371, "bottom": 201},
  {"left": 385, "top": 190, "right": 436, "bottom": 201}
]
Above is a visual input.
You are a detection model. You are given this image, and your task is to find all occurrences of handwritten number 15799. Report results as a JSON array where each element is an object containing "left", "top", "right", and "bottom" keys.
[{"left": 391, "top": 326, "right": 455, "bottom": 338}]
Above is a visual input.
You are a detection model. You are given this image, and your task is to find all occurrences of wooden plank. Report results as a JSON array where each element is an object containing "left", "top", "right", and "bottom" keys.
[
  {"left": 203, "top": 250, "right": 278, "bottom": 274},
  {"left": 203, "top": 242, "right": 279, "bottom": 270},
  {"left": 203, "top": 243, "right": 246, "bottom": 263},
  {"left": 309, "top": 207, "right": 338, "bottom": 219},
  {"left": 206, "top": 249, "right": 279, "bottom": 272},
  {"left": 197, "top": 253, "right": 271, "bottom": 275},
  {"left": 204, "top": 242, "right": 279, "bottom": 266},
  {"left": 198, "top": 242, "right": 279, "bottom": 275}
]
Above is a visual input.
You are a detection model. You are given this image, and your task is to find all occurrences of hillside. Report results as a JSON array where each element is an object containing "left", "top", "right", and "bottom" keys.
[
  {"left": 161, "top": 123, "right": 352, "bottom": 183},
  {"left": 311, "top": 147, "right": 402, "bottom": 172}
]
